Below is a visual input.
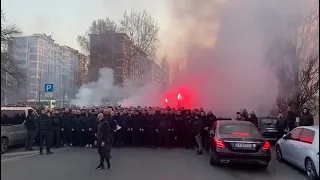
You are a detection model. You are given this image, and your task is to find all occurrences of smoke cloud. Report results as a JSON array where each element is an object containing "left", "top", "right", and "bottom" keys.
[
  {"left": 161, "top": 0, "right": 311, "bottom": 115},
  {"left": 71, "top": 67, "right": 163, "bottom": 107}
]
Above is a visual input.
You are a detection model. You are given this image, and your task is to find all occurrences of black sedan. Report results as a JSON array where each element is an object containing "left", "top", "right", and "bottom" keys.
[{"left": 208, "top": 120, "right": 271, "bottom": 169}]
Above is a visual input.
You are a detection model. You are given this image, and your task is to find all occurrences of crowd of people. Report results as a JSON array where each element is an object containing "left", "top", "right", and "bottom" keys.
[{"left": 25, "top": 105, "right": 315, "bottom": 155}]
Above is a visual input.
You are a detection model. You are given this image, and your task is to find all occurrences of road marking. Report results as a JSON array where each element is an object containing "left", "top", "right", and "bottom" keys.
[
  {"left": 1, "top": 147, "right": 68, "bottom": 162},
  {"left": 2, "top": 150, "right": 40, "bottom": 156}
]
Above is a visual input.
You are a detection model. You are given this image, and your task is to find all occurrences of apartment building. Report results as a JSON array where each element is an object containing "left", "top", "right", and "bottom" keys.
[{"left": 9, "top": 34, "right": 83, "bottom": 104}]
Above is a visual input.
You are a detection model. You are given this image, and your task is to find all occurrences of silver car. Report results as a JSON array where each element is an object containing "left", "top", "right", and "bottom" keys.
[
  {"left": 1, "top": 107, "right": 38, "bottom": 154},
  {"left": 276, "top": 126, "right": 319, "bottom": 180}
]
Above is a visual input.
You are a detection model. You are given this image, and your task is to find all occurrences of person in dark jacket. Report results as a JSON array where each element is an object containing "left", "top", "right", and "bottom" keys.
[
  {"left": 287, "top": 107, "right": 297, "bottom": 130},
  {"left": 115, "top": 111, "right": 126, "bottom": 147},
  {"left": 300, "top": 108, "right": 314, "bottom": 126},
  {"left": 51, "top": 110, "right": 63, "bottom": 148},
  {"left": 173, "top": 110, "right": 184, "bottom": 147},
  {"left": 277, "top": 112, "right": 288, "bottom": 138},
  {"left": 79, "top": 109, "right": 89, "bottom": 147},
  {"left": 146, "top": 111, "right": 156, "bottom": 147},
  {"left": 95, "top": 113, "right": 111, "bottom": 170},
  {"left": 193, "top": 112, "right": 203, "bottom": 155},
  {"left": 72, "top": 110, "right": 82, "bottom": 147},
  {"left": 89, "top": 109, "right": 99, "bottom": 147},
  {"left": 25, "top": 109, "right": 37, "bottom": 151},
  {"left": 37, "top": 109, "right": 53, "bottom": 154},
  {"left": 132, "top": 111, "right": 141, "bottom": 147},
  {"left": 249, "top": 111, "right": 258, "bottom": 127},
  {"left": 156, "top": 110, "right": 169, "bottom": 148},
  {"left": 61, "top": 108, "right": 73, "bottom": 146},
  {"left": 184, "top": 110, "right": 194, "bottom": 149}
]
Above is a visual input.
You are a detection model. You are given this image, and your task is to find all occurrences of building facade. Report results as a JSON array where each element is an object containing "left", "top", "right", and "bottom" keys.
[
  {"left": 88, "top": 32, "right": 147, "bottom": 87},
  {"left": 9, "top": 34, "right": 83, "bottom": 105}
]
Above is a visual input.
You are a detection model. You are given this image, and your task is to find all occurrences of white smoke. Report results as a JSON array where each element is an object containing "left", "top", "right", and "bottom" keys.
[
  {"left": 71, "top": 67, "right": 163, "bottom": 107},
  {"left": 119, "top": 82, "right": 163, "bottom": 107}
]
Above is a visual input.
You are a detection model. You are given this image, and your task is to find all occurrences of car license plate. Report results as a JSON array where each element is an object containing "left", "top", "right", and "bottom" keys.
[
  {"left": 266, "top": 129, "right": 278, "bottom": 132},
  {"left": 234, "top": 143, "right": 252, "bottom": 148}
]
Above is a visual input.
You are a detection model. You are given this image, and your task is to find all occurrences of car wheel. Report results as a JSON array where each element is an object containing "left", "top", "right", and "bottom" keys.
[
  {"left": 259, "top": 164, "right": 269, "bottom": 170},
  {"left": 209, "top": 149, "right": 219, "bottom": 166},
  {"left": 1, "top": 137, "right": 9, "bottom": 154},
  {"left": 276, "top": 145, "right": 283, "bottom": 162},
  {"left": 305, "top": 158, "right": 318, "bottom": 180}
]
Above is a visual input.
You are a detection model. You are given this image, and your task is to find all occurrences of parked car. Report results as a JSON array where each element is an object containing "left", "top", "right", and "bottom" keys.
[
  {"left": 1, "top": 107, "right": 38, "bottom": 154},
  {"left": 208, "top": 120, "right": 271, "bottom": 169},
  {"left": 258, "top": 116, "right": 283, "bottom": 142},
  {"left": 276, "top": 126, "right": 319, "bottom": 180}
]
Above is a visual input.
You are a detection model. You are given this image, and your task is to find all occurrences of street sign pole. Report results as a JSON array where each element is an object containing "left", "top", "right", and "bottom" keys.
[{"left": 44, "top": 84, "right": 54, "bottom": 99}]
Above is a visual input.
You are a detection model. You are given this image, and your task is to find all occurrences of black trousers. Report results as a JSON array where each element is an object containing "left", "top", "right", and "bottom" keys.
[
  {"left": 157, "top": 130, "right": 169, "bottom": 148},
  {"left": 62, "top": 129, "right": 72, "bottom": 145},
  {"left": 39, "top": 130, "right": 52, "bottom": 153},
  {"left": 98, "top": 146, "right": 111, "bottom": 167},
  {"left": 146, "top": 129, "right": 156, "bottom": 147},
  {"left": 25, "top": 130, "right": 37, "bottom": 150},
  {"left": 52, "top": 129, "right": 61, "bottom": 148}
]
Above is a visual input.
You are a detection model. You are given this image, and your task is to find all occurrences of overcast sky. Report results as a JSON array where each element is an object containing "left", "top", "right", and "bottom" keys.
[{"left": 1, "top": 0, "right": 171, "bottom": 54}]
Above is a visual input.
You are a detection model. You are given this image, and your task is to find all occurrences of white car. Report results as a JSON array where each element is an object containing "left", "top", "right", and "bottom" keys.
[{"left": 276, "top": 126, "right": 319, "bottom": 180}]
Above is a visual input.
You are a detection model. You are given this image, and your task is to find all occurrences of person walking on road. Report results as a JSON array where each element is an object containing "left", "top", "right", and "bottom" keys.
[
  {"left": 25, "top": 109, "right": 37, "bottom": 151},
  {"left": 38, "top": 109, "right": 53, "bottom": 155},
  {"left": 95, "top": 113, "right": 111, "bottom": 170}
]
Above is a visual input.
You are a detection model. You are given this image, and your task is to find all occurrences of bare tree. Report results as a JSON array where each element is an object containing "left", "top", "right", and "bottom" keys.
[
  {"left": 1, "top": 10, "right": 25, "bottom": 103},
  {"left": 77, "top": 18, "right": 118, "bottom": 82},
  {"left": 119, "top": 10, "right": 160, "bottom": 83},
  {"left": 268, "top": 1, "right": 319, "bottom": 114},
  {"left": 77, "top": 18, "right": 118, "bottom": 54}
]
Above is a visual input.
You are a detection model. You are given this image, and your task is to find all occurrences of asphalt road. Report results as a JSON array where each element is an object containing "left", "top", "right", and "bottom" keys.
[{"left": 1, "top": 147, "right": 307, "bottom": 180}]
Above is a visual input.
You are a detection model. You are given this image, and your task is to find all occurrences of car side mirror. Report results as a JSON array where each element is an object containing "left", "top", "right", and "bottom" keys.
[{"left": 282, "top": 134, "right": 286, "bottom": 138}]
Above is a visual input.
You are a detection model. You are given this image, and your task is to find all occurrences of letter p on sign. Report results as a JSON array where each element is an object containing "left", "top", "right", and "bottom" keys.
[{"left": 44, "top": 84, "right": 53, "bottom": 92}]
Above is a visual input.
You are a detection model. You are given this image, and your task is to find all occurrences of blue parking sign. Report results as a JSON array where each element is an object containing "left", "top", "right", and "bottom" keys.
[{"left": 44, "top": 84, "right": 53, "bottom": 92}]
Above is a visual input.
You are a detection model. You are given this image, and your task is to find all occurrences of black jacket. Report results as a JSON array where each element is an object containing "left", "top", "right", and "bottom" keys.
[
  {"left": 25, "top": 114, "right": 37, "bottom": 131},
  {"left": 37, "top": 113, "right": 52, "bottom": 131},
  {"left": 61, "top": 112, "right": 73, "bottom": 130},
  {"left": 300, "top": 113, "right": 314, "bottom": 126},
  {"left": 51, "top": 114, "right": 63, "bottom": 129},
  {"left": 97, "top": 120, "right": 110, "bottom": 145}
]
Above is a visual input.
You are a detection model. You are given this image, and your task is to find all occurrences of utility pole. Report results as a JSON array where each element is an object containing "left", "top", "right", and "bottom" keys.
[
  {"left": 62, "top": 83, "right": 66, "bottom": 107},
  {"left": 37, "top": 65, "right": 43, "bottom": 106}
]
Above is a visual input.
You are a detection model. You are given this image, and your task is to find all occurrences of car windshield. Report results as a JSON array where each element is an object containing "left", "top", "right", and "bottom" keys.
[
  {"left": 261, "top": 119, "right": 277, "bottom": 125},
  {"left": 219, "top": 123, "right": 260, "bottom": 134}
]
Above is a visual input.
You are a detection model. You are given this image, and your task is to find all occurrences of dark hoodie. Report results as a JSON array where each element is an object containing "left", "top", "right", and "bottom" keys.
[{"left": 300, "top": 109, "right": 314, "bottom": 126}]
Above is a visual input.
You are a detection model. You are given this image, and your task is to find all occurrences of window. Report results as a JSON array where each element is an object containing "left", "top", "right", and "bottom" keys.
[
  {"left": 114, "top": 59, "right": 124, "bottom": 67},
  {"left": 28, "top": 92, "right": 37, "bottom": 99},
  {"left": 114, "top": 68, "right": 123, "bottom": 76},
  {"left": 288, "top": 128, "right": 303, "bottom": 140},
  {"left": 15, "top": 37, "right": 27, "bottom": 46},
  {"left": 114, "top": 76, "right": 123, "bottom": 84},
  {"left": 299, "top": 129, "right": 315, "bottom": 144},
  {"left": 29, "top": 54, "right": 38, "bottom": 61},
  {"left": 29, "top": 62, "right": 37, "bottom": 69},
  {"left": 219, "top": 123, "right": 260, "bottom": 134},
  {"left": 29, "top": 69, "right": 38, "bottom": 76},
  {"left": 28, "top": 77, "right": 37, "bottom": 84},
  {"left": 1, "top": 110, "right": 26, "bottom": 125},
  {"left": 212, "top": 122, "right": 217, "bottom": 133},
  {"left": 30, "top": 47, "right": 38, "bottom": 53},
  {"left": 115, "top": 52, "right": 124, "bottom": 59},
  {"left": 28, "top": 38, "right": 38, "bottom": 46},
  {"left": 28, "top": 84, "right": 37, "bottom": 91}
]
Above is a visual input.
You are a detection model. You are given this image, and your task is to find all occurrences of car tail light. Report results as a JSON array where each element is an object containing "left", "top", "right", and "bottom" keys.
[
  {"left": 215, "top": 139, "right": 225, "bottom": 148},
  {"left": 262, "top": 141, "right": 270, "bottom": 150},
  {"left": 232, "top": 132, "right": 249, "bottom": 136}
]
